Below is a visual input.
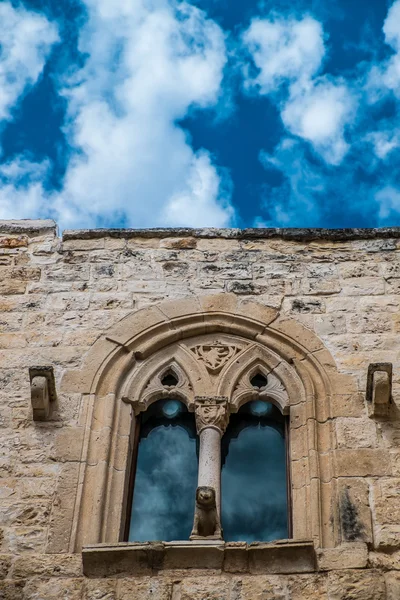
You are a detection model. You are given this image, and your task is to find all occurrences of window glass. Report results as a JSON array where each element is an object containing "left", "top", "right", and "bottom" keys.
[
  {"left": 221, "top": 401, "right": 288, "bottom": 542},
  {"left": 128, "top": 399, "right": 197, "bottom": 542}
]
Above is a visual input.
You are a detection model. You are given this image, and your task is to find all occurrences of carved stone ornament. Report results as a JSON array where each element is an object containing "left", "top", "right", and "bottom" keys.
[
  {"left": 231, "top": 370, "right": 289, "bottom": 414},
  {"left": 190, "top": 342, "right": 240, "bottom": 373},
  {"left": 194, "top": 396, "right": 229, "bottom": 434},
  {"left": 29, "top": 366, "right": 57, "bottom": 421},
  {"left": 129, "top": 364, "right": 193, "bottom": 415}
]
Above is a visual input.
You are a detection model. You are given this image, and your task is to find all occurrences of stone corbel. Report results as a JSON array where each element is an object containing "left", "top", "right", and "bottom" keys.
[
  {"left": 366, "top": 363, "right": 392, "bottom": 418},
  {"left": 29, "top": 366, "right": 57, "bottom": 421}
]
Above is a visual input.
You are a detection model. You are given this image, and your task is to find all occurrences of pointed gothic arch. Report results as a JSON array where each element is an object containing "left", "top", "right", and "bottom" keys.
[{"left": 60, "top": 293, "right": 357, "bottom": 551}]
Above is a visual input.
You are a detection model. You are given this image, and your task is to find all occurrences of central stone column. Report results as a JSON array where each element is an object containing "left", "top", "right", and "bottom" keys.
[{"left": 191, "top": 396, "right": 229, "bottom": 539}]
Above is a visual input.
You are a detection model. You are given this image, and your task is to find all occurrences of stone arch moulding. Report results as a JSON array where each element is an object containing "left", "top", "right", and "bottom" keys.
[{"left": 61, "top": 293, "right": 356, "bottom": 552}]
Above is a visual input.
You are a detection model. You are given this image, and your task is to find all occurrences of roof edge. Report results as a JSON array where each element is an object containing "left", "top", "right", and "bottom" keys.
[
  {"left": 62, "top": 226, "right": 400, "bottom": 242},
  {"left": 0, "top": 219, "right": 57, "bottom": 235}
]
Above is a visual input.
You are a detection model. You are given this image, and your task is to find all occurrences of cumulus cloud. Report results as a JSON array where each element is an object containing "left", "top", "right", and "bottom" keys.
[
  {"left": 376, "top": 186, "right": 400, "bottom": 222},
  {"left": 243, "top": 16, "right": 324, "bottom": 93},
  {"left": 0, "top": 3, "right": 58, "bottom": 123},
  {"left": 378, "top": 0, "right": 400, "bottom": 97},
  {"left": 242, "top": 14, "right": 356, "bottom": 165},
  {"left": 0, "top": 0, "right": 234, "bottom": 229}
]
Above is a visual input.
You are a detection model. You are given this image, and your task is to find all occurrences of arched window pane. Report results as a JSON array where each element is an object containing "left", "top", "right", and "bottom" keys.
[
  {"left": 128, "top": 399, "right": 197, "bottom": 542},
  {"left": 221, "top": 401, "right": 288, "bottom": 542}
]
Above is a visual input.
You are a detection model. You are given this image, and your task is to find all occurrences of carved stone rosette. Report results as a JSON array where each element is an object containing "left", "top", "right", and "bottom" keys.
[{"left": 194, "top": 396, "right": 229, "bottom": 435}]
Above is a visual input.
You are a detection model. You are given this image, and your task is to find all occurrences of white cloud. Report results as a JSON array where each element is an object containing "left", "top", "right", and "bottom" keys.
[
  {"left": 364, "top": 1, "right": 400, "bottom": 163},
  {"left": 243, "top": 16, "right": 324, "bottom": 93},
  {"left": 282, "top": 77, "right": 355, "bottom": 165},
  {"left": 375, "top": 186, "right": 400, "bottom": 221},
  {"left": 56, "top": 0, "right": 233, "bottom": 228},
  {"left": 365, "top": 129, "right": 400, "bottom": 160},
  {"left": 383, "top": 0, "right": 400, "bottom": 52},
  {"left": 0, "top": 3, "right": 58, "bottom": 122},
  {"left": 0, "top": 0, "right": 235, "bottom": 229},
  {"left": 367, "top": 1, "right": 400, "bottom": 100},
  {"left": 242, "top": 14, "right": 355, "bottom": 165}
]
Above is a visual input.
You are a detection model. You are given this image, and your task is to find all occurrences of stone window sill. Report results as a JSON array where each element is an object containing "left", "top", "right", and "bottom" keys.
[{"left": 82, "top": 539, "right": 316, "bottom": 577}]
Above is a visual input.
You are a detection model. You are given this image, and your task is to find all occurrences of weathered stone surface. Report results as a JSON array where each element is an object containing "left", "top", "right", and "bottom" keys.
[
  {"left": 327, "top": 570, "right": 386, "bottom": 600},
  {"left": 316, "top": 543, "right": 368, "bottom": 571},
  {"left": 118, "top": 578, "right": 172, "bottom": 600},
  {"left": 1, "top": 223, "right": 400, "bottom": 598},
  {"left": 179, "top": 577, "right": 230, "bottom": 600}
]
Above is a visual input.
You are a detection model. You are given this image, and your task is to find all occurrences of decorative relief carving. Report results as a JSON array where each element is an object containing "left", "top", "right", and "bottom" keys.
[
  {"left": 194, "top": 396, "right": 229, "bottom": 434},
  {"left": 190, "top": 342, "right": 241, "bottom": 373},
  {"left": 232, "top": 369, "right": 288, "bottom": 413},
  {"left": 129, "top": 364, "right": 194, "bottom": 414}
]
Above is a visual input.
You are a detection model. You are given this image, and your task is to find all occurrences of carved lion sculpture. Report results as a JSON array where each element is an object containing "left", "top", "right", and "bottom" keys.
[{"left": 190, "top": 486, "right": 222, "bottom": 539}]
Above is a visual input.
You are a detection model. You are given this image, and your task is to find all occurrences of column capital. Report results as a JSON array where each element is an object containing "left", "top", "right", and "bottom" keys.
[{"left": 194, "top": 396, "right": 229, "bottom": 435}]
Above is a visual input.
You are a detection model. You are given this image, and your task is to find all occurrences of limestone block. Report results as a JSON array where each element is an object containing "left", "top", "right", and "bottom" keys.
[
  {"left": 369, "top": 550, "right": 400, "bottom": 570},
  {"left": 179, "top": 577, "right": 230, "bottom": 600},
  {"left": 197, "top": 238, "right": 241, "bottom": 251},
  {"left": 238, "top": 575, "right": 287, "bottom": 599},
  {"left": 335, "top": 418, "right": 377, "bottom": 449},
  {"left": 4, "top": 526, "right": 47, "bottom": 553},
  {"left": 286, "top": 574, "right": 328, "bottom": 599},
  {"left": 62, "top": 238, "right": 105, "bottom": 251},
  {"left": 23, "top": 578, "right": 83, "bottom": 600},
  {"left": 374, "top": 523, "right": 400, "bottom": 549},
  {"left": 337, "top": 479, "right": 373, "bottom": 544},
  {"left": 302, "top": 278, "right": 342, "bottom": 295},
  {"left": 327, "top": 569, "right": 386, "bottom": 600},
  {"left": 82, "top": 544, "right": 164, "bottom": 577},
  {"left": 314, "top": 315, "right": 346, "bottom": 336},
  {"left": 160, "top": 237, "right": 197, "bottom": 249},
  {"left": 331, "top": 393, "right": 364, "bottom": 418},
  {"left": 11, "top": 554, "right": 82, "bottom": 578},
  {"left": 46, "top": 462, "right": 80, "bottom": 554},
  {"left": 0, "top": 235, "right": 28, "bottom": 248},
  {"left": 316, "top": 543, "right": 368, "bottom": 571},
  {"left": 44, "top": 263, "right": 90, "bottom": 282},
  {"left": 51, "top": 427, "right": 84, "bottom": 462},
  {"left": 89, "top": 293, "right": 134, "bottom": 311},
  {"left": 385, "top": 572, "right": 400, "bottom": 600},
  {"left": 0, "top": 279, "right": 27, "bottom": 295},
  {"left": 372, "top": 479, "right": 400, "bottom": 525},
  {"left": 334, "top": 449, "right": 391, "bottom": 477},
  {"left": 348, "top": 313, "right": 392, "bottom": 334},
  {"left": 200, "top": 263, "right": 252, "bottom": 280},
  {"left": 0, "top": 501, "right": 51, "bottom": 527},
  {"left": 0, "top": 554, "right": 12, "bottom": 579},
  {"left": 226, "top": 281, "right": 260, "bottom": 295},
  {"left": 247, "top": 541, "right": 316, "bottom": 574},
  {"left": 341, "top": 277, "right": 385, "bottom": 296},
  {"left": 84, "top": 579, "right": 117, "bottom": 600},
  {"left": 0, "top": 580, "right": 25, "bottom": 600},
  {"left": 339, "top": 261, "right": 379, "bottom": 278},
  {"left": 290, "top": 298, "right": 326, "bottom": 314},
  {"left": 20, "top": 477, "right": 56, "bottom": 498},
  {"left": 164, "top": 542, "right": 224, "bottom": 570},
  {"left": 223, "top": 543, "right": 248, "bottom": 573}
]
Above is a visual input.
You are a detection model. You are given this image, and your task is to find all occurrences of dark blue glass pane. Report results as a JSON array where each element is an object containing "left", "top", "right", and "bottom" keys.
[
  {"left": 221, "top": 403, "right": 288, "bottom": 542},
  {"left": 129, "top": 400, "right": 197, "bottom": 542}
]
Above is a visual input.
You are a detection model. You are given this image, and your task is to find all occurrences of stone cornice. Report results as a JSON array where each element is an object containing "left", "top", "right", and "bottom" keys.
[
  {"left": 62, "top": 226, "right": 400, "bottom": 241},
  {"left": 1, "top": 219, "right": 400, "bottom": 241},
  {"left": 0, "top": 219, "right": 57, "bottom": 235}
]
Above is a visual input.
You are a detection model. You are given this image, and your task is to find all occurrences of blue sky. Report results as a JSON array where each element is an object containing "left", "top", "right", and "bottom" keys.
[{"left": 0, "top": 0, "right": 399, "bottom": 229}]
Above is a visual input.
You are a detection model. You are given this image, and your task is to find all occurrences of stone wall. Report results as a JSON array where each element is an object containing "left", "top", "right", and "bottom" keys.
[{"left": 1, "top": 220, "right": 400, "bottom": 599}]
